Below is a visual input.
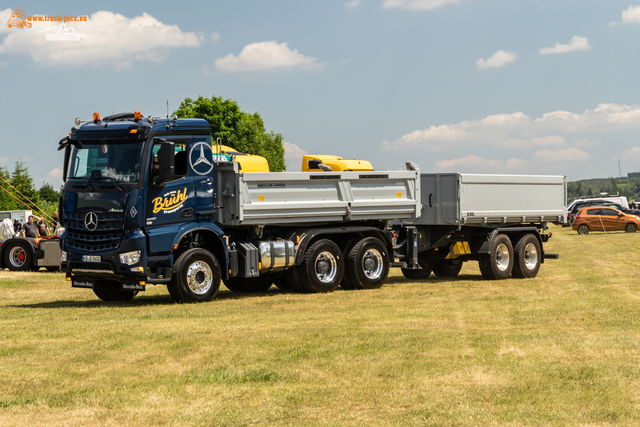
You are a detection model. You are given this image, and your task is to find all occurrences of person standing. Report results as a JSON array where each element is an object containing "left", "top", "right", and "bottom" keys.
[
  {"left": 37, "top": 217, "right": 48, "bottom": 237},
  {"left": 22, "top": 215, "right": 39, "bottom": 238}
]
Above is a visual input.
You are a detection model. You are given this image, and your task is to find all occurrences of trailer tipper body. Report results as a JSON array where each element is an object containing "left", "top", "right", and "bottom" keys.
[{"left": 58, "top": 112, "right": 566, "bottom": 302}]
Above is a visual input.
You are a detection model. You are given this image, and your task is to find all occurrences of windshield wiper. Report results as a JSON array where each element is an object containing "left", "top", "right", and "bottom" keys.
[
  {"left": 82, "top": 178, "right": 94, "bottom": 191},
  {"left": 95, "top": 177, "right": 124, "bottom": 192}
]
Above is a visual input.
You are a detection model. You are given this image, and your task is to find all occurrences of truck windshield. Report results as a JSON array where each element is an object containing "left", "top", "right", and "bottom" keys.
[{"left": 67, "top": 141, "right": 145, "bottom": 182}]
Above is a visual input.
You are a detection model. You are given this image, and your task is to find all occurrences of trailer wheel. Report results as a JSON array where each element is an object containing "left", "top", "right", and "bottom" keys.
[
  {"left": 342, "top": 237, "right": 389, "bottom": 290},
  {"left": 432, "top": 259, "right": 463, "bottom": 277},
  {"left": 3, "top": 242, "right": 32, "bottom": 271},
  {"left": 512, "top": 234, "right": 541, "bottom": 279},
  {"left": 298, "top": 239, "right": 344, "bottom": 293},
  {"left": 173, "top": 248, "right": 221, "bottom": 303},
  {"left": 224, "top": 276, "right": 272, "bottom": 292},
  {"left": 577, "top": 224, "right": 589, "bottom": 235},
  {"left": 625, "top": 223, "right": 637, "bottom": 233},
  {"left": 400, "top": 254, "right": 433, "bottom": 280},
  {"left": 93, "top": 280, "right": 138, "bottom": 302},
  {"left": 479, "top": 234, "right": 513, "bottom": 280}
]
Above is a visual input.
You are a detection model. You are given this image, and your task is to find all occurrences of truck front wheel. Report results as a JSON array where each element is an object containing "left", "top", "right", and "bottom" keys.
[
  {"left": 93, "top": 280, "right": 138, "bottom": 301},
  {"left": 3, "top": 242, "right": 32, "bottom": 271},
  {"left": 172, "top": 248, "right": 221, "bottom": 303},
  {"left": 298, "top": 239, "right": 344, "bottom": 293},
  {"left": 479, "top": 234, "right": 513, "bottom": 280},
  {"left": 342, "top": 237, "right": 389, "bottom": 290}
]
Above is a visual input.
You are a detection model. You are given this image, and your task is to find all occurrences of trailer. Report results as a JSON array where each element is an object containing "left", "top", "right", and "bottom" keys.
[{"left": 57, "top": 111, "right": 566, "bottom": 303}]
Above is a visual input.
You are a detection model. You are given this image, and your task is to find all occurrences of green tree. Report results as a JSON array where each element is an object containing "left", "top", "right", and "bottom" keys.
[
  {"left": 0, "top": 165, "right": 17, "bottom": 211},
  {"left": 10, "top": 160, "right": 40, "bottom": 211},
  {"left": 39, "top": 182, "right": 60, "bottom": 204},
  {"left": 174, "top": 95, "right": 286, "bottom": 171}
]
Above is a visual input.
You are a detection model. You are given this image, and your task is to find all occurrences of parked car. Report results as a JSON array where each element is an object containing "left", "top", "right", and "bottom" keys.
[
  {"left": 572, "top": 206, "right": 640, "bottom": 234},
  {"left": 567, "top": 200, "right": 640, "bottom": 225}
]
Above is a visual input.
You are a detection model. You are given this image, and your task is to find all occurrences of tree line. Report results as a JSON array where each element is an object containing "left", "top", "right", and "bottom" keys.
[
  {"left": 0, "top": 160, "right": 60, "bottom": 225},
  {"left": 567, "top": 177, "right": 640, "bottom": 203}
]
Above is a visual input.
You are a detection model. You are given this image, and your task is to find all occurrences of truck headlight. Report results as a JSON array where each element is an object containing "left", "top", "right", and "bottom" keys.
[
  {"left": 60, "top": 251, "right": 67, "bottom": 262},
  {"left": 119, "top": 250, "right": 141, "bottom": 265}
]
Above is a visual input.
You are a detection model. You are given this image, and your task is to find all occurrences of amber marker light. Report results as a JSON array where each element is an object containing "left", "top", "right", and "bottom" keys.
[
  {"left": 130, "top": 129, "right": 138, "bottom": 134},
  {"left": 93, "top": 112, "right": 101, "bottom": 122},
  {"left": 134, "top": 110, "right": 142, "bottom": 120}
]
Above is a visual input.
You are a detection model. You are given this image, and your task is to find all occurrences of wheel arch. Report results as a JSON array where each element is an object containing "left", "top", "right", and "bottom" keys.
[{"left": 171, "top": 223, "right": 228, "bottom": 279}]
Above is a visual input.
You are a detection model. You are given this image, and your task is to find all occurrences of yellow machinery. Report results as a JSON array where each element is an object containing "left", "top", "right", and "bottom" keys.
[
  {"left": 302, "top": 155, "right": 374, "bottom": 172},
  {"left": 214, "top": 144, "right": 270, "bottom": 172}
]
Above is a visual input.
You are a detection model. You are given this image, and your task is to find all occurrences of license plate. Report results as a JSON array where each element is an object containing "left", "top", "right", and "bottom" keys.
[
  {"left": 72, "top": 280, "right": 94, "bottom": 289},
  {"left": 82, "top": 255, "right": 101, "bottom": 262}
]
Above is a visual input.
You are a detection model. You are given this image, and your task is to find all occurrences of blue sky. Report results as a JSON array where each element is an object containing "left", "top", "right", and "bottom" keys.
[{"left": 1, "top": 0, "right": 640, "bottom": 188}]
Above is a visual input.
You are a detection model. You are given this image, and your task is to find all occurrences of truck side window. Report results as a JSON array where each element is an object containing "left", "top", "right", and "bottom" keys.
[{"left": 151, "top": 142, "right": 188, "bottom": 181}]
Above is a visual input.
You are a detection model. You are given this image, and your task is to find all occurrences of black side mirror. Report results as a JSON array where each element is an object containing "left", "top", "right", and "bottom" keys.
[{"left": 157, "top": 141, "right": 175, "bottom": 183}]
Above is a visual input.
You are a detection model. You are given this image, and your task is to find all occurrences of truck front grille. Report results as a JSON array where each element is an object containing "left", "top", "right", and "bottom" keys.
[{"left": 64, "top": 212, "right": 124, "bottom": 253}]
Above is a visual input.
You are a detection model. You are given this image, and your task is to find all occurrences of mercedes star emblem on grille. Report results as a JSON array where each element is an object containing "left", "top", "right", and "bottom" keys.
[{"left": 85, "top": 211, "right": 99, "bottom": 231}]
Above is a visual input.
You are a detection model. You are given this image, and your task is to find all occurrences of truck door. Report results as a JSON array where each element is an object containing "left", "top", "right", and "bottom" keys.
[
  {"left": 190, "top": 135, "right": 215, "bottom": 217},
  {"left": 145, "top": 138, "right": 194, "bottom": 254}
]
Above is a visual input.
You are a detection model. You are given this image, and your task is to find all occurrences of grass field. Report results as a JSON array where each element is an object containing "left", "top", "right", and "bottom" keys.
[{"left": 1, "top": 226, "right": 640, "bottom": 426}]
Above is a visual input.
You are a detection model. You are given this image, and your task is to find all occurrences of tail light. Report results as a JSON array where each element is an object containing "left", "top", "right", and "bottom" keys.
[{"left": 575, "top": 212, "right": 581, "bottom": 220}]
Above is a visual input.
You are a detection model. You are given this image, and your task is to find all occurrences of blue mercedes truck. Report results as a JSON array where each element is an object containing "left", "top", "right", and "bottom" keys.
[{"left": 59, "top": 111, "right": 565, "bottom": 303}]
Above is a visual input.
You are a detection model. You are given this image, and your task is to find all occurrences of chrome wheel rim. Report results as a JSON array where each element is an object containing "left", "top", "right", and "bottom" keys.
[
  {"left": 9, "top": 246, "right": 26, "bottom": 268},
  {"left": 495, "top": 243, "right": 510, "bottom": 271},
  {"left": 315, "top": 251, "right": 337, "bottom": 283},
  {"left": 186, "top": 261, "right": 213, "bottom": 295},
  {"left": 362, "top": 249, "right": 384, "bottom": 280},
  {"left": 523, "top": 242, "right": 538, "bottom": 270}
]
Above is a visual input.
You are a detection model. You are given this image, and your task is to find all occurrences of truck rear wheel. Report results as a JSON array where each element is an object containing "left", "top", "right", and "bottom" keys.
[
  {"left": 512, "top": 234, "right": 541, "bottom": 279},
  {"left": 298, "top": 239, "right": 344, "bottom": 293},
  {"left": 342, "top": 237, "right": 389, "bottom": 290},
  {"left": 479, "top": 234, "right": 513, "bottom": 280},
  {"left": 172, "top": 248, "right": 221, "bottom": 303},
  {"left": 432, "top": 259, "right": 463, "bottom": 277},
  {"left": 3, "top": 242, "right": 32, "bottom": 271},
  {"left": 401, "top": 254, "right": 433, "bottom": 280},
  {"left": 93, "top": 280, "right": 138, "bottom": 302},
  {"left": 224, "top": 276, "right": 272, "bottom": 292}
]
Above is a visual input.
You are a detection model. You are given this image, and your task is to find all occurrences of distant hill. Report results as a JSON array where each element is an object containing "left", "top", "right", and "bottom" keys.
[{"left": 567, "top": 176, "right": 640, "bottom": 203}]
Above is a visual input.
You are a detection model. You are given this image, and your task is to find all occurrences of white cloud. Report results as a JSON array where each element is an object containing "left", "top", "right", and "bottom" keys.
[
  {"left": 345, "top": 0, "right": 364, "bottom": 9},
  {"left": 476, "top": 50, "right": 517, "bottom": 69},
  {"left": 622, "top": 5, "right": 640, "bottom": 23},
  {"left": 621, "top": 146, "right": 640, "bottom": 159},
  {"left": 382, "top": 103, "right": 640, "bottom": 151},
  {"left": 539, "top": 36, "right": 590, "bottom": 55},
  {"left": 532, "top": 147, "right": 590, "bottom": 163},
  {"left": 0, "top": 11, "right": 203, "bottom": 69},
  {"left": 433, "top": 155, "right": 528, "bottom": 173},
  {"left": 284, "top": 142, "right": 308, "bottom": 171},
  {"left": 573, "top": 138, "right": 601, "bottom": 148},
  {"left": 46, "top": 168, "right": 63, "bottom": 179},
  {"left": 215, "top": 41, "right": 321, "bottom": 72},
  {"left": 0, "top": 8, "right": 12, "bottom": 33},
  {"left": 382, "top": 0, "right": 462, "bottom": 11}
]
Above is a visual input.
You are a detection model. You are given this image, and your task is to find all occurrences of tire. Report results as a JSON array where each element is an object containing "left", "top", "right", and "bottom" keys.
[
  {"left": 432, "top": 259, "right": 463, "bottom": 277},
  {"left": 577, "top": 224, "right": 589, "bottom": 235},
  {"left": 298, "top": 239, "right": 344, "bottom": 293},
  {"left": 342, "top": 237, "right": 390, "bottom": 290},
  {"left": 400, "top": 253, "right": 433, "bottom": 280},
  {"left": 3, "top": 242, "right": 32, "bottom": 271},
  {"left": 625, "top": 223, "right": 637, "bottom": 233},
  {"left": 512, "top": 234, "right": 541, "bottom": 279},
  {"left": 224, "top": 276, "right": 272, "bottom": 292},
  {"left": 479, "top": 234, "right": 514, "bottom": 280},
  {"left": 93, "top": 280, "right": 138, "bottom": 302},
  {"left": 172, "top": 248, "right": 221, "bottom": 303}
]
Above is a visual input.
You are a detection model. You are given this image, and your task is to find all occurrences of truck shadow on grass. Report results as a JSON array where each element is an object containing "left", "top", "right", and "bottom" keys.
[
  {"left": 384, "top": 273, "right": 483, "bottom": 285},
  {"left": 6, "top": 287, "right": 300, "bottom": 309}
]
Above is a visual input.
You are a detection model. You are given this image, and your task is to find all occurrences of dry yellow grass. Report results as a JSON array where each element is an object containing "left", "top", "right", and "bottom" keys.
[{"left": 1, "top": 226, "right": 640, "bottom": 426}]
